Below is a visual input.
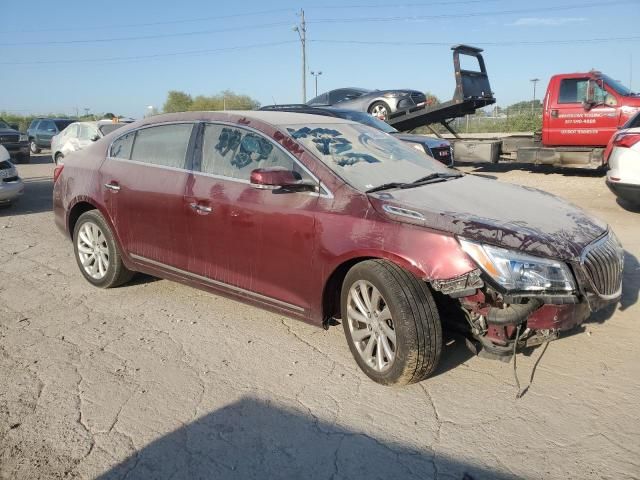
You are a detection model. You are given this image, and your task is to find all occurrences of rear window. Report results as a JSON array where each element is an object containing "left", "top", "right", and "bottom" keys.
[
  {"left": 54, "top": 120, "right": 74, "bottom": 130},
  {"left": 129, "top": 123, "right": 193, "bottom": 169},
  {"left": 98, "top": 124, "right": 125, "bottom": 136}
]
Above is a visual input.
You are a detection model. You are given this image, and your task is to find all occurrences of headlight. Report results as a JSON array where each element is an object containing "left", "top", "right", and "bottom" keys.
[
  {"left": 19, "top": 134, "right": 28, "bottom": 142},
  {"left": 383, "top": 92, "right": 405, "bottom": 98},
  {"left": 459, "top": 238, "right": 576, "bottom": 292}
]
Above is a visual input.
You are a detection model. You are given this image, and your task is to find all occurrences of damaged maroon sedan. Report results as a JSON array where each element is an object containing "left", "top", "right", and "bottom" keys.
[{"left": 53, "top": 111, "right": 624, "bottom": 386}]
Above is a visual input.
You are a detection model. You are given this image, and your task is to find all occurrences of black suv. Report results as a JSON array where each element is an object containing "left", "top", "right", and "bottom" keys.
[
  {"left": 259, "top": 104, "right": 453, "bottom": 166},
  {"left": 0, "top": 119, "right": 30, "bottom": 163},
  {"left": 27, "top": 118, "right": 75, "bottom": 154}
]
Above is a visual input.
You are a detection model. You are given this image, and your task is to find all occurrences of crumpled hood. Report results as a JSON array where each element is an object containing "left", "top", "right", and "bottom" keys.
[{"left": 369, "top": 175, "right": 607, "bottom": 261}]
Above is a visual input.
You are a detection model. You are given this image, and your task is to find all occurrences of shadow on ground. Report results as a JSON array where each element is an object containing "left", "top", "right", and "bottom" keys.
[
  {"left": 95, "top": 397, "right": 513, "bottom": 480},
  {"left": 457, "top": 161, "right": 606, "bottom": 178},
  {"left": 0, "top": 175, "right": 53, "bottom": 217}
]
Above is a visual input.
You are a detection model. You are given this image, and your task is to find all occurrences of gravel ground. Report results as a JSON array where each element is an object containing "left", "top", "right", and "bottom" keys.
[{"left": 1, "top": 155, "right": 639, "bottom": 480}]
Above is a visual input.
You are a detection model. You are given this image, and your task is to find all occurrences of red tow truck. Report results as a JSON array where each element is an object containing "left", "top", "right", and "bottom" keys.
[{"left": 388, "top": 47, "right": 640, "bottom": 168}]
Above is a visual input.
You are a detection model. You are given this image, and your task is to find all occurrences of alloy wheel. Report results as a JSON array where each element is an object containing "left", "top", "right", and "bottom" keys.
[
  {"left": 76, "top": 221, "right": 110, "bottom": 280},
  {"left": 371, "top": 104, "right": 388, "bottom": 120},
  {"left": 346, "top": 280, "right": 396, "bottom": 372}
]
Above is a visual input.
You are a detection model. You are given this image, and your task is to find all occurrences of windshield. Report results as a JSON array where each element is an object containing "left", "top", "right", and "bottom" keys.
[
  {"left": 286, "top": 123, "right": 450, "bottom": 192},
  {"left": 0, "top": 120, "right": 10, "bottom": 129},
  {"left": 98, "top": 123, "right": 126, "bottom": 135},
  {"left": 332, "top": 110, "right": 398, "bottom": 134},
  {"left": 602, "top": 74, "right": 635, "bottom": 96}
]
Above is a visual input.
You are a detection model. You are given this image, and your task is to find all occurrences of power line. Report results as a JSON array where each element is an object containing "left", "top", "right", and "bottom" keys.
[
  {"left": 0, "top": 8, "right": 295, "bottom": 34},
  {"left": 311, "top": 35, "right": 640, "bottom": 46},
  {"left": 0, "top": 41, "right": 299, "bottom": 66},
  {"left": 307, "top": 0, "right": 505, "bottom": 9},
  {"left": 0, "top": 21, "right": 293, "bottom": 46},
  {"left": 308, "top": 0, "right": 638, "bottom": 24}
]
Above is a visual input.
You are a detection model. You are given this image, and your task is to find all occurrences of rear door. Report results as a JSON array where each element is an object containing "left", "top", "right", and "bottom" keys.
[
  {"left": 100, "top": 123, "right": 196, "bottom": 270},
  {"left": 546, "top": 77, "right": 618, "bottom": 146},
  {"left": 184, "top": 122, "right": 320, "bottom": 314}
]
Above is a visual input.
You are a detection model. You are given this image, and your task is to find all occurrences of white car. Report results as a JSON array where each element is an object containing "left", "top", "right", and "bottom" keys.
[
  {"left": 606, "top": 116, "right": 640, "bottom": 206},
  {"left": 0, "top": 145, "right": 24, "bottom": 206},
  {"left": 51, "top": 120, "right": 130, "bottom": 164}
]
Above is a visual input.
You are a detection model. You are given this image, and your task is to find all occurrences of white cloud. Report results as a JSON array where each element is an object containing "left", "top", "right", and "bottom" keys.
[{"left": 510, "top": 17, "right": 587, "bottom": 27}]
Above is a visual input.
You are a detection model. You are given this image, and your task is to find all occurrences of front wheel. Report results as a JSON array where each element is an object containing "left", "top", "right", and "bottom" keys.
[
  {"left": 30, "top": 140, "right": 41, "bottom": 154},
  {"left": 341, "top": 259, "right": 442, "bottom": 386},
  {"left": 368, "top": 101, "right": 391, "bottom": 121},
  {"left": 73, "top": 210, "right": 134, "bottom": 288}
]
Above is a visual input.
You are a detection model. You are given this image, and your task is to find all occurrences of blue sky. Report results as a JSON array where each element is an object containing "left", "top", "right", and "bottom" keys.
[{"left": 1, "top": 0, "right": 639, "bottom": 118}]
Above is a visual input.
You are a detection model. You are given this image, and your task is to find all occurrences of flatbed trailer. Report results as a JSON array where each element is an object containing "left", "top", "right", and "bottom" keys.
[{"left": 388, "top": 46, "right": 639, "bottom": 169}]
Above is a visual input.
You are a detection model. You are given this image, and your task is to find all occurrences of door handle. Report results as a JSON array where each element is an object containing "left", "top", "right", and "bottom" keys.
[
  {"left": 189, "top": 202, "right": 212, "bottom": 213},
  {"left": 551, "top": 109, "right": 559, "bottom": 118},
  {"left": 104, "top": 182, "right": 120, "bottom": 191}
]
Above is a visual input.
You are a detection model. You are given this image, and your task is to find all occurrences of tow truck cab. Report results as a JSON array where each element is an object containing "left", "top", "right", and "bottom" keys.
[{"left": 542, "top": 71, "right": 640, "bottom": 148}]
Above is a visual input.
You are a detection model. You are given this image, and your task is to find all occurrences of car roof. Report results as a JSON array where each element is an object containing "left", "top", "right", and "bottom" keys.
[{"left": 134, "top": 110, "right": 354, "bottom": 128}]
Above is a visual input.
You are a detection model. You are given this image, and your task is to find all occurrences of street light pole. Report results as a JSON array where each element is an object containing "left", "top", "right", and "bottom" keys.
[
  {"left": 311, "top": 71, "right": 322, "bottom": 97},
  {"left": 294, "top": 10, "right": 307, "bottom": 103},
  {"left": 530, "top": 78, "right": 540, "bottom": 114}
]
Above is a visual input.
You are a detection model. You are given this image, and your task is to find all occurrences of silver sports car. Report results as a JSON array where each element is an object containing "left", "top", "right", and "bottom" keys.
[{"left": 307, "top": 87, "right": 426, "bottom": 121}]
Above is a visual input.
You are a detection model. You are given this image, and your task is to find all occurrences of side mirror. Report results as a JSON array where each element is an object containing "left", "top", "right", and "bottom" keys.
[
  {"left": 581, "top": 99, "right": 594, "bottom": 111},
  {"left": 249, "top": 167, "right": 317, "bottom": 192},
  {"left": 90, "top": 134, "right": 100, "bottom": 142}
]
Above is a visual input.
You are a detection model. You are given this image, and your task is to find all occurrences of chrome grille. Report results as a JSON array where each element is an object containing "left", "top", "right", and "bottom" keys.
[
  {"left": 0, "top": 135, "right": 19, "bottom": 143},
  {"left": 582, "top": 233, "right": 624, "bottom": 298}
]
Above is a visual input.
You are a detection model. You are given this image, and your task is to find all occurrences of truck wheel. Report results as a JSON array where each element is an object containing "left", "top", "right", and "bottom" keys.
[
  {"left": 73, "top": 210, "right": 134, "bottom": 288},
  {"left": 368, "top": 101, "right": 391, "bottom": 121},
  {"left": 30, "top": 141, "right": 41, "bottom": 154},
  {"left": 341, "top": 259, "right": 442, "bottom": 386}
]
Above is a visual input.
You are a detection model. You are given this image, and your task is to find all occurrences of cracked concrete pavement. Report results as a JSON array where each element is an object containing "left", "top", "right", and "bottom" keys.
[{"left": 1, "top": 155, "right": 639, "bottom": 479}]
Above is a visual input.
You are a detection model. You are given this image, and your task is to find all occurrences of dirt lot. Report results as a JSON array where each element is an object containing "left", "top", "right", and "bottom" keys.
[{"left": 1, "top": 155, "right": 639, "bottom": 480}]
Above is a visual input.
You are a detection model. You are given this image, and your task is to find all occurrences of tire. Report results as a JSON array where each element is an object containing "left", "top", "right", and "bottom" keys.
[
  {"left": 341, "top": 259, "right": 442, "bottom": 386},
  {"left": 368, "top": 101, "right": 391, "bottom": 121},
  {"left": 73, "top": 210, "right": 134, "bottom": 288},
  {"left": 54, "top": 153, "right": 63, "bottom": 165},
  {"left": 29, "top": 140, "right": 41, "bottom": 154}
]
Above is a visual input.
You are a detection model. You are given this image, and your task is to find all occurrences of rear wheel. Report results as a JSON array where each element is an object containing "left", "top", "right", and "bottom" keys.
[
  {"left": 368, "top": 101, "right": 391, "bottom": 121},
  {"left": 341, "top": 259, "right": 442, "bottom": 386},
  {"left": 29, "top": 140, "right": 40, "bottom": 154},
  {"left": 73, "top": 210, "right": 133, "bottom": 288}
]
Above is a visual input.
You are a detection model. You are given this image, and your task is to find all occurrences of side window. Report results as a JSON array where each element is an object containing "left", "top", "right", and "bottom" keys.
[
  {"left": 64, "top": 124, "right": 78, "bottom": 138},
  {"left": 40, "top": 120, "right": 55, "bottom": 132},
  {"left": 78, "top": 124, "right": 96, "bottom": 141},
  {"left": 130, "top": 123, "right": 194, "bottom": 169},
  {"left": 201, "top": 124, "right": 309, "bottom": 181},
  {"left": 330, "top": 89, "right": 351, "bottom": 104},
  {"left": 110, "top": 131, "right": 136, "bottom": 159},
  {"left": 558, "top": 78, "right": 588, "bottom": 103}
]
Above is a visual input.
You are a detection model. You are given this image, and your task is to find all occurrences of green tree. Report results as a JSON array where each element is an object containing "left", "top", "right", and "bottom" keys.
[
  {"left": 163, "top": 91, "right": 193, "bottom": 113},
  {"left": 423, "top": 91, "right": 441, "bottom": 106}
]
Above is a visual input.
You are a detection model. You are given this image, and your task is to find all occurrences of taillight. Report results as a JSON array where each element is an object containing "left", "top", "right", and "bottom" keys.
[
  {"left": 613, "top": 133, "right": 640, "bottom": 149},
  {"left": 53, "top": 164, "right": 64, "bottom": 183}
]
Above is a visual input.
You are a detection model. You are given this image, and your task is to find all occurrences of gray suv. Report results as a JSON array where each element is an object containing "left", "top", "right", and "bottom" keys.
[{"left": 27, "top": 118, "right": 75, "bottom": 153}]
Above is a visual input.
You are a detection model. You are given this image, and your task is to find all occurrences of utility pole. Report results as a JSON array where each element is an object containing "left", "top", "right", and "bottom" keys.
[
  {"left": 294, "top": 9, "right": 307, "bottom": 103},
  {"left": 530, "top": 78, "right": 540, "bottom": 115},
  {"left": 311, "top": 71, "right": 322, "bottom": 97},
  {"left": 84, "top": 108, "right": 90, "bottom": 118}
]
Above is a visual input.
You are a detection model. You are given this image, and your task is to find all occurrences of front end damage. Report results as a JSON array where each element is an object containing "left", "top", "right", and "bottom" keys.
[{"left": 431, "top": 231, "right": 624, "bottom": 356}]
